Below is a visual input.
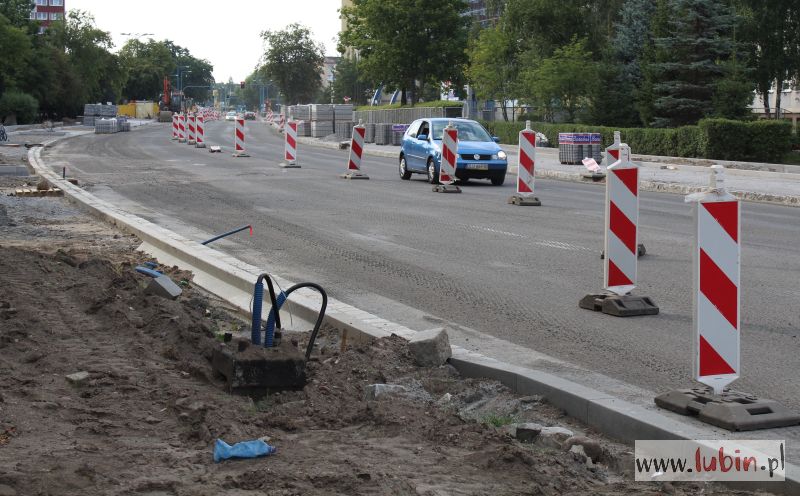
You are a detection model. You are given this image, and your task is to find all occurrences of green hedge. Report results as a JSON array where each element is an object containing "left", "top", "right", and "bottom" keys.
[
  {"left": 479, "top": 118, "right": 793, "bottom": 163},
  {"left": 700, "top": 119, "right": 792, "bottom": 163}
]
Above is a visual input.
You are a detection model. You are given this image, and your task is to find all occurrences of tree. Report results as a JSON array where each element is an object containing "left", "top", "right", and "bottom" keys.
[
  {"left": 0, "top": 13, "right": 33, "bottom": 96},
  {"left": 119, "top": 39, "right": 173, "bottom": 100},
  {"left": 466, "top": 24, "right": 519, "bottom": 121},
  {"left": 646, "top": 0, "right": 739, "bottom": 127},
  {"left": 519, "top": 37, "right": 596, "bottom": 122},
  {"left": 260, "top": 24, "right": 324, "bottom": 104},
  {"left": 590, "top": 0, "right": 655, "bottom": 126},
  {"left": 339, "top": 0, "right": 469, "bottom": 105},
  {"left": 0, "top": 0, "right": 34, "bottom": 28},
  {"left": 331, "top": 55, "right": 373, "bottom": 106},
  {"left": 738, "top": 0, "right": 800, "bottom": 119},
  {"left": 43, "top": 10, "right": 125, "bottom": 114}
]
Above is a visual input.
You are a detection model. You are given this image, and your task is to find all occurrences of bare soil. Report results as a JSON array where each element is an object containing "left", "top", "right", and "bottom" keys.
[{"left": 0, "top": 154, "right": 771, "bottom": 495}]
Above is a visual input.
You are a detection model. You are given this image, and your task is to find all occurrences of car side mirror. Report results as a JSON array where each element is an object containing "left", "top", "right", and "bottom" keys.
[
  {"left": 492, "top": 136, "right": 500, "bottom": 143},
  {"left": 417, "top": 134, "right": 428, "bottom": 141}
]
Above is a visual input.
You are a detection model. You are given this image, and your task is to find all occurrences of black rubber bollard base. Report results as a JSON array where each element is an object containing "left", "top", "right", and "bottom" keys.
[
  {"left": 579, "top": 292, "right": 659, "bottom": 317},
  {"left": 655, "top": 387, "right": 800, "bottom": 431},
  {"left": 433, "top": 184, "right": 462, "bottom": 193},
  {"left": 508, "top": 195, "right": 541, "bottom": 206}
]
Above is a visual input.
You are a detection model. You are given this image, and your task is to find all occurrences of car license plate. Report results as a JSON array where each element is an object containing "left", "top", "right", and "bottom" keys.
[{"left": 466, "top": 163, "right": 488, "bottom": 170}]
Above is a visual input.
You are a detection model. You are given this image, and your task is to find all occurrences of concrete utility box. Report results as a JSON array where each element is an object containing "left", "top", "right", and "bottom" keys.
[{"left": 212, "top": 337, "right": 306, "bottom": 394}]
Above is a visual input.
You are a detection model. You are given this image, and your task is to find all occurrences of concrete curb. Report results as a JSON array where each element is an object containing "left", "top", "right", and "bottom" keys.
[{"left": 27, "top": 134, "right": 799, "bottom": 493}]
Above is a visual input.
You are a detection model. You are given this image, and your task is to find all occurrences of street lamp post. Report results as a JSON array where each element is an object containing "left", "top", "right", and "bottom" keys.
[{"left": 175, "top": 66, "right": 191, "bottom": 112}]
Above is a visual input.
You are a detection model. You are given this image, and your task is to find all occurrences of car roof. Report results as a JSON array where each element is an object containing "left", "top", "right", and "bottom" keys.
[{"left": 425, "top": 118, "right": 474, "bottom": 123}]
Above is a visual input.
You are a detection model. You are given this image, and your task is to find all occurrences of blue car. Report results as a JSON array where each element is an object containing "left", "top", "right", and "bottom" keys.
[{"left": 399, "top": 118, "right": 508, "bottom": 185}]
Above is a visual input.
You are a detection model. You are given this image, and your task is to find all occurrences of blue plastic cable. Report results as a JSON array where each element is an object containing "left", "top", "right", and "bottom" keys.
[{"left": 251, "top": 279, "right": 264, "bottom": 345}]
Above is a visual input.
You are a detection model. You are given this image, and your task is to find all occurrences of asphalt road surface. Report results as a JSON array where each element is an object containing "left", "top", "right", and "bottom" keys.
[{"left": 44, "top": 121, "right": 800, "bottom": 414}]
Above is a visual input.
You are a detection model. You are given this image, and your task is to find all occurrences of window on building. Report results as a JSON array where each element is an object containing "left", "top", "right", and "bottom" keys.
[
  {"left": 30, "top": 11, "right": 36, "bottom": 19},
  {"left": 50, "top": 12, "right": 62, "bottom": 20},
  {"left": 35, "top": 0, "right": 47, "bottom": 5},
  {"left": 36, "top": 12, "right": 48, "bottom": 20},
  {"left": 50, "top": 0, "right": 64, "bottom": 5}
]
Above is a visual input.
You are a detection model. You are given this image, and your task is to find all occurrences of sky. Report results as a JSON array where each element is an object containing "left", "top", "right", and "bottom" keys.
[{"left": 68, "top": 0, "right": 342, "bottom": 83}]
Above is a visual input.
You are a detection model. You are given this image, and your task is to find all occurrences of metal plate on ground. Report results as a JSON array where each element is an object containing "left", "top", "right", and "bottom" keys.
[{"left": 655, "top": 387, "right": 800, "bottom": 431}]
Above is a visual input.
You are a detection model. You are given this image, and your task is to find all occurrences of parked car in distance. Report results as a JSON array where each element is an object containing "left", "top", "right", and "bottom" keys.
[
  {"left": 244, "top": 111, "right": 256, "bottom": 120},
  {"left": 225, "top": 111, "right": 237, "bottom": 121},
  {"left": 399, "top": 118, "right": 508, "bottom": 185}
]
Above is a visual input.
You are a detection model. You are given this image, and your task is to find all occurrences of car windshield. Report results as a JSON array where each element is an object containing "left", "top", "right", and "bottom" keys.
[{"left": 431, "top": 121, "right": 492, "bottom": 142}]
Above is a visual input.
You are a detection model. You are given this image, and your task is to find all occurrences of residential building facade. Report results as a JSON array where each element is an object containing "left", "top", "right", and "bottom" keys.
[{"left": 30, "top": 0, "right": 66, "bottom": 32}]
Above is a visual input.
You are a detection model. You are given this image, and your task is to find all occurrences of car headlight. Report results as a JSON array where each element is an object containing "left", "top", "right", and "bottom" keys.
[{"left": 496, "top": 150, "right": 507, "bottom": 160}]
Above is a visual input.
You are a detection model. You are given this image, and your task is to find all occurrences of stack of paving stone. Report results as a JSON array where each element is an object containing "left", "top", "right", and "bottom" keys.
[
  {"left": 296, "top": 120, "right": 311, "bottom": 137},
  {"left": 116, "top": 116, "right": 131, "bottom": 132},
  {"left": 333, "top": 104, "right": 354, "bottom": 123},
  {"left": 83, "top": 103, "right": 118, "bottom": 127},
  {"left": 94, "top": 118, "right": 119, "bottom": 134},
  {"left": 391, "top": 129, "right": 404, "bottom": 146},
  {"left": 374, "top": 123, "right": 392, "bottom": 145},
  {"left": 364, "top": 123, "right": 376, "bottom": 143},
  {"left": 558, "top": 133, "right": 602, "bottom": 165},
  {"left": 311, "top": 121, "right": 334, "bottom": 138},
  {"left": 291, "top": 105, "right": 311, "bottom": 121},
  {"left": 310, "top": 104, "right": 334, "bottom": 122},
  {"left": 336, "top": 121, "right": 355, "bottom": 140}
]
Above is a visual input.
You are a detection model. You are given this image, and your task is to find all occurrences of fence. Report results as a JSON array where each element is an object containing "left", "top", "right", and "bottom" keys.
[{"left": 354, "top": 106, "right": 462, "bottom": 124}]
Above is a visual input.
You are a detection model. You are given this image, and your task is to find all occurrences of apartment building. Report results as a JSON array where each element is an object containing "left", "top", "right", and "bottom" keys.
[{"left": 30, "top": 0, "right": 66, "bottom": 32}]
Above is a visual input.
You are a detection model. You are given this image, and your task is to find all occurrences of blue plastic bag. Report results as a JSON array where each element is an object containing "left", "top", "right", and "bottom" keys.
[{"left": 213, "top": 438, "right": 277, "bottom": 463}]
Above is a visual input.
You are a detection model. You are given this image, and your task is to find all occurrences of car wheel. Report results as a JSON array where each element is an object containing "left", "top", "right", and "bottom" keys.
[
  {"left": 399, "top": 156, "right": 412, "bottom": 180},
  {"left": 490, "top": 173, "right": 505, "bottom": 186},
  {"left": 427, "top": 159, "right": 439, "bottom": 184}
]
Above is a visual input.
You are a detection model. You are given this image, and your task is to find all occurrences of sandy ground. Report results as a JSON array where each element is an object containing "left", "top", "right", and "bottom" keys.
[{"left": 0, "top": 142, "right": 771, "bottom": 495}]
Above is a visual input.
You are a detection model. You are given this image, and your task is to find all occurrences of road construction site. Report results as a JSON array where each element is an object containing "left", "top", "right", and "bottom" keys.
[{"left": 1, "top": 120, "right": 798, "bottom": 493}]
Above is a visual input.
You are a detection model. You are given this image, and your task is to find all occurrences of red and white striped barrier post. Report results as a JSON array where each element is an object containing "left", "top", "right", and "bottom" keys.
[
  {"left": 278, "top": 113, "right": 285, "bottom": 131},
  {"left": 654, "top": 164, "right": 800, "bottom": 429},
  {"left": 171, "top": 114, "right": 178, "bottom": 140},
  {"left": 178, "top": 114, "right": 186, "bottom": 143},
  {"left": 580, "top": 143, "right": 657, "bottom": 316},
  {"left": 340, "top": 120, "right": 368, "bottom": 179},
  {"left": 280, "top": 120, "right": 300, "bottom": 168},
  {"left": 690, "top": 165, "right": 740, "bottom": 394},
  {"left": 508, "top": 120, "right": 540, "bottom": 205},
  {"left": 604, "top": 131, "right": 621, "bottom": 167},
  {"left": 433, "top": 121, "right": 461, "bottom": 193},
  {"left": 187, "top": 114, "right": 196, "bottom": 145},
  {"left": 195, "top": 115, "right": 205, "bottom": 148},
  {"left": 233, "top": 118, "right": 249, "bottom": 157},
  {"left": 605, "top": 144, "right": 638, "bottom": 294}
]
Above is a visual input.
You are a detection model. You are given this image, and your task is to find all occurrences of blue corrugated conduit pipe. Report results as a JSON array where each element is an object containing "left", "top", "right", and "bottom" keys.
[
  {"left": 265, "top": 283, "right": 327, "bottom": 361},
  {"left": 135, "top": 266, "right": 163, "bottom": 278},
  {"left": 250, "top": 273, "right": 281, "bottom": 346}
]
